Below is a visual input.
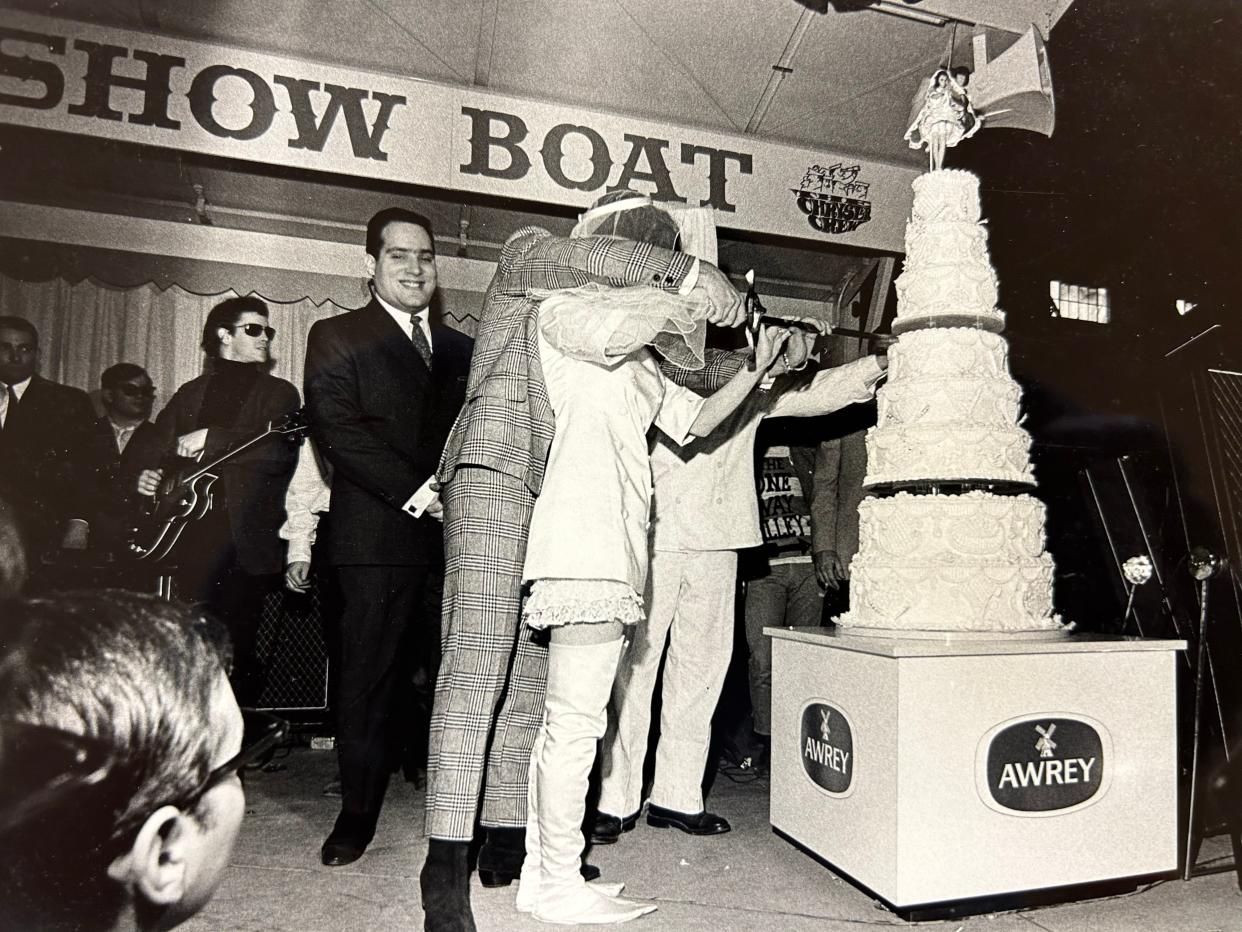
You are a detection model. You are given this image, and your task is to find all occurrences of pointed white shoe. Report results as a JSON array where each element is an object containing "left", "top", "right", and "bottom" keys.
[
  {"left": 533, "top": 884, "right": 655, "bottom": 925},
  {"left": 530, "top": 639, "right": 656, "bottom": 925},
  {"left": 517, "top": 875, "right": 627, "bottom": 915},
  {"left": 515, "top": 731, "right": 623, "bottom": 914}
]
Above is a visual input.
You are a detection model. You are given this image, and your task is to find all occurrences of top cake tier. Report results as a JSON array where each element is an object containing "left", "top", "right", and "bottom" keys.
[
  {"left": 893, "top": 169, "right": 1005, "bottom": 331},
  {"left": 911, "top": 169, "right": 983, "bottom": 223}
]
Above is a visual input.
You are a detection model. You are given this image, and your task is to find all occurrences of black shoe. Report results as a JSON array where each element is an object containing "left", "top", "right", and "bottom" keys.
[
  {"left": 420, "top": 839, "right": 476, "bottom": 932},
  {"left": 590, "top": 810, "right": 640, "bottom": 845},
  {"left": 320, "top": 811, "right": 376, "bottom": 866},
  {"left": 476, "top": 826, "right": 601, "bottom": 886},
  {"left": 405, "top": 766, "right": 427, "bottom": 790},
  {"left": 646, "top": 804, "right": 731, "bottom": 836},
  {"left": 476, "top": 826, "right": 522, "bottom": 887}
]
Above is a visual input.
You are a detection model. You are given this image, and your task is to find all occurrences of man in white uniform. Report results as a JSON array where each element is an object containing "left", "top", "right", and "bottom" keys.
[{"left": 593, "top": 336, "right": 888, "bottom": 840}]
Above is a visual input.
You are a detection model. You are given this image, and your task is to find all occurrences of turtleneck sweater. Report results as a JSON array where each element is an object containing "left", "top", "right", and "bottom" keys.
[{"left": 197, "top": 358, "right": 261, "bottom": 429}]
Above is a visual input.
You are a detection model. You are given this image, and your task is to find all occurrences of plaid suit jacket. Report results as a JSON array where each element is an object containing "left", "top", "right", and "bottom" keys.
[{"left": 440, "top": 226, "right": 745, "bottom": 495}]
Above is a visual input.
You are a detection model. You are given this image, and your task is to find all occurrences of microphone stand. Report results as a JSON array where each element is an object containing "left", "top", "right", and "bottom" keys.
[{"left": 1184, "top": 546, "right": 1227, "bottom": 880}]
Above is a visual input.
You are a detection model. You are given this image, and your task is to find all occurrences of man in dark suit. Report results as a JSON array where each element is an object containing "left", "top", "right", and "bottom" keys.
[
  {"left": 80, "top": 362, "right": 159, "bottom": 557},
  {"left": 0, "top": 315, "right": 96, "bottom": 561},
  {"left": 136, "top": 297, "right": 300, "bottom": 705},
  {"left": 305, "top": 207, "right": 472, "bottom": 867}
]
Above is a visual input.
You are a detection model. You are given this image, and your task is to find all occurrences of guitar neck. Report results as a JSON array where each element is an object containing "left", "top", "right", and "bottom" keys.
[{"left": 183, "top": 425, "right": 277, "bottom": 481}]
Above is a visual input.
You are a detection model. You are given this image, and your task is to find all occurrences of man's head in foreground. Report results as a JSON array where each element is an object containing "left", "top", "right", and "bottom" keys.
[{"left": 0, "top": 590, "right": 248, "bottom": 932}]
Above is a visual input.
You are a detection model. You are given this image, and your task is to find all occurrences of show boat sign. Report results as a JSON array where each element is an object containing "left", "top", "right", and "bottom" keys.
[
  {"left": 976, "top": 713, "right": 1113, "bottom": 817},
  {"left": 0, "top": 12, "right": 915, "bottom": 251}
]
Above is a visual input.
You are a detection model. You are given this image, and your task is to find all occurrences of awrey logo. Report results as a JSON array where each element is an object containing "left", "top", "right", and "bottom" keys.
[
  {"left": 791, "top": 163, "right": 873, "bottom": 235},
  {"left": 800, "top": 702, "right": 853, "bottom": 795},
  {"left": 982, "top": 716, "right": 1108, "bottom": 815}
]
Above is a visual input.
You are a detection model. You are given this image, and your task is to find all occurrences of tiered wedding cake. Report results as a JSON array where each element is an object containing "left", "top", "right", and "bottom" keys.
[{"left": 836, "top": 169, "right": 1064, "bottom": 635}]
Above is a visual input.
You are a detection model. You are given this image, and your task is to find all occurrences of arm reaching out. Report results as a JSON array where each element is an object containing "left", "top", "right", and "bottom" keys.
[{"left": 688, "top": 326, "right": 789, "bottom": 437}]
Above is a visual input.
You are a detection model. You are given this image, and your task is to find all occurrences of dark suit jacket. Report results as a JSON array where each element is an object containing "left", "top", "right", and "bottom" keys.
[
  {"left": 0, "top": 375, "right": 96, "bottom": 555},
  {"left": 304, "top": 300, "right": 472, "bottom": 566},
  {"left": 79, "top": 417, "right": 159, "bottom": 554},
  {"left": 140, "top": 368, "right": 301, "bottom": 575}
]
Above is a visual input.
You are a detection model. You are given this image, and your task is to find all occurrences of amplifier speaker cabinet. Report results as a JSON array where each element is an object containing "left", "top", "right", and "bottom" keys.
[{"left": 254, "top": 580, "right": 330, "bottom": 715}]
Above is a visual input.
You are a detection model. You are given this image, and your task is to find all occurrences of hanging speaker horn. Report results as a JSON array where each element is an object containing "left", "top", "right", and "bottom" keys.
[{"left": 969, "top": 26, "right": 1056, "bottom": 137}]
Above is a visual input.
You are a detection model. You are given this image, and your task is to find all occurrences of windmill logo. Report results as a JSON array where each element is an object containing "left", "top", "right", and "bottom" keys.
[
  {"left": 800, "top": 702, "right": 854, "bottom": 796},
  {"left": 984, "top": 716, "right": 1107, "bottom": 814},
  {"left": 1034, "top": 723, "right": 1057, "bottom": 759}
]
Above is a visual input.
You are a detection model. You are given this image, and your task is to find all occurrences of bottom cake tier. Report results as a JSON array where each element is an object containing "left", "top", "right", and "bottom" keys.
[{"left": 835, "top": 491, "right": 1063, "bottom": 634}]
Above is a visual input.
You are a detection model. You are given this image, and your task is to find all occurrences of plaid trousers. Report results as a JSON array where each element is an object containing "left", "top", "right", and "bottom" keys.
[{"left": 424, "top": 466, "right": 549, "bottom": 840}]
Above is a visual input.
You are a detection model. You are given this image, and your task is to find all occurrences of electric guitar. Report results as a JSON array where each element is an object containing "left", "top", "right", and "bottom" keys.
[{"left": 128, "top": 408, "right": 308, "bottom": 563}]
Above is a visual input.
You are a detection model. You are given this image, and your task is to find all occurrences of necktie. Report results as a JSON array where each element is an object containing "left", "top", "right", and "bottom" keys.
[
  {"left": 411, "top": 315, "right": 433, "bottom": 370},
  {"left": 0, "top": 384, "right": 16, "bottom": 433}
]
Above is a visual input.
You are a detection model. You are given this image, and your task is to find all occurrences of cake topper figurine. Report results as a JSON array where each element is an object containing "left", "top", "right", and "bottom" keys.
[{"left": 904, "top": 68, "right": 981, "bottom": 172}]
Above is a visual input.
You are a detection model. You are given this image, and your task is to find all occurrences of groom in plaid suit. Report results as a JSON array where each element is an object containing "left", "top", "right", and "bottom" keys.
[{"left": 420, "top": 189, "right": 746, "bottom": 931}]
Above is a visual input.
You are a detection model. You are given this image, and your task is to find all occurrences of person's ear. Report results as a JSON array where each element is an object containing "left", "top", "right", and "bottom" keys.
[
  {"left": 107, "top": 805, "right": 193, "bottom": 907},
  {"left": 363, "top": 253, "right": 377, "bottom": 281},
  {"left": 217, "top": 326, "right": 232, "bottom": 349}
]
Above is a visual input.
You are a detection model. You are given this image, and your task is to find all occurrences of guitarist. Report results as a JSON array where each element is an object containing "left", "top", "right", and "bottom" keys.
[{"left": 136, "top": 296, "right": 300, "bottom": 705}]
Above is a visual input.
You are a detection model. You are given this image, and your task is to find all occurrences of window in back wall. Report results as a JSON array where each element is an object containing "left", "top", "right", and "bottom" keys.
[{"left": 1049, "top": 280, "right": 1110, "bottom": 324}]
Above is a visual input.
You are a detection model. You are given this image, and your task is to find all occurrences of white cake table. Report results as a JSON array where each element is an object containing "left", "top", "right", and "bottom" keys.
[{"left": 767, "top": 626, "right": 1186, "bottom": 913}]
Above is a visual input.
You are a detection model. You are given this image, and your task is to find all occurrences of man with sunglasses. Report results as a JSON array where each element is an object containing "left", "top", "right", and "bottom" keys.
[
  {"left": 0, "top": 589, "right": 288, "bottom": 932},
  {"left": 136, "top": 296, "right": 300, "bottom": 706},
  {"left": 78, "top": 363, "right": 159, "bottom": 557}
]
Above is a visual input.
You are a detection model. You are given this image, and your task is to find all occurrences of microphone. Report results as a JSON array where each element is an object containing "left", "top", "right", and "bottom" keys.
[{"left": 1189, "top": 546, "right": 1227, "bottom": 581}]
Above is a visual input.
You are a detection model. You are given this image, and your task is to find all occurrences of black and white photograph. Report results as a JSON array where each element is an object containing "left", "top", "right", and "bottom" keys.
[{"left": 0, "top": 0, "right": 1240, "bottom": 929}]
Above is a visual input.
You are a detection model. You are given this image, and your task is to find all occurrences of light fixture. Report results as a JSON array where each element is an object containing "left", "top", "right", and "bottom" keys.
[{"left": 1176, "top": 299, "right": 1198, "bottom": 316}]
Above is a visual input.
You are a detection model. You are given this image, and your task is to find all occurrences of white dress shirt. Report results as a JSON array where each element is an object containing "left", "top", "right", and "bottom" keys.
[
  {"left": 108, "top": 419, "right": 140, "bottom": 454},
  {"left": 0, "top": 376, "right": 31, "bottom": 429},
  {"left": 376, "top": 292, "right": 432, "bottom": 351},
  {"left": 279, "top": 437, "right": 333, "bottom": 564}
]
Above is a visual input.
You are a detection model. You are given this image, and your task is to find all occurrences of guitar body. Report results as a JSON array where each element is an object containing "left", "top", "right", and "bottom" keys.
[
  {"left": 126, "top": 407, "right": 307, "bottom": 563},
  {"left": 129, "top": 471, "right": 218, "bottom": 562}
]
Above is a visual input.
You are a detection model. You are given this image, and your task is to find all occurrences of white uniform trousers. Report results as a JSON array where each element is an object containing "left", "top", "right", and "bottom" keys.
[{"left": 598, "top": 548, "right": 737, "bottom": 817}]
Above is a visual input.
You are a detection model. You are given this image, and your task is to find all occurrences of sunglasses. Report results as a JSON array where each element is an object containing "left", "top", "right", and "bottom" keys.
[
  {"left": 176, "top": 709, "right": 289, "bottom": 811},
  {"left": 116, "top": 383, "right": 156, "bottom": 398},
  {"left": 232, "top": 323, "right": 276, "bottom": 340}
]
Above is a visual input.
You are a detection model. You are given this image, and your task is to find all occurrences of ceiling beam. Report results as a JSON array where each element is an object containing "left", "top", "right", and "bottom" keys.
[
  {"left": 745, "top": 7, "right": 816, "bottom": 134},
  {"left": 473, "top": 0, "right": 499, "bottom": 87}
]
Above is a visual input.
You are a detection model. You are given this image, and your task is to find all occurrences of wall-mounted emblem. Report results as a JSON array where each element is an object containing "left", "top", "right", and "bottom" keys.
[
  {"left": 800, "top": 701, "right": 853, "bottom": 796},
  {"left": 977, "top": 714, "right": 1112, "bottom": 816},
  {"left": 791, "top": 163, "right": 873, "bottom": 234}
]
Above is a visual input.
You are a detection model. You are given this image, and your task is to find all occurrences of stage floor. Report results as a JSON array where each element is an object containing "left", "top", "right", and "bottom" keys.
[{"left": 183, "top": 746, "right": 1239, "bottom": 931}]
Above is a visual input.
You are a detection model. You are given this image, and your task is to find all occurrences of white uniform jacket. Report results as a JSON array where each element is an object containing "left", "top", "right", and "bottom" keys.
[{"left": 650, "top": 356, "right": 883, "bottom": 553}]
